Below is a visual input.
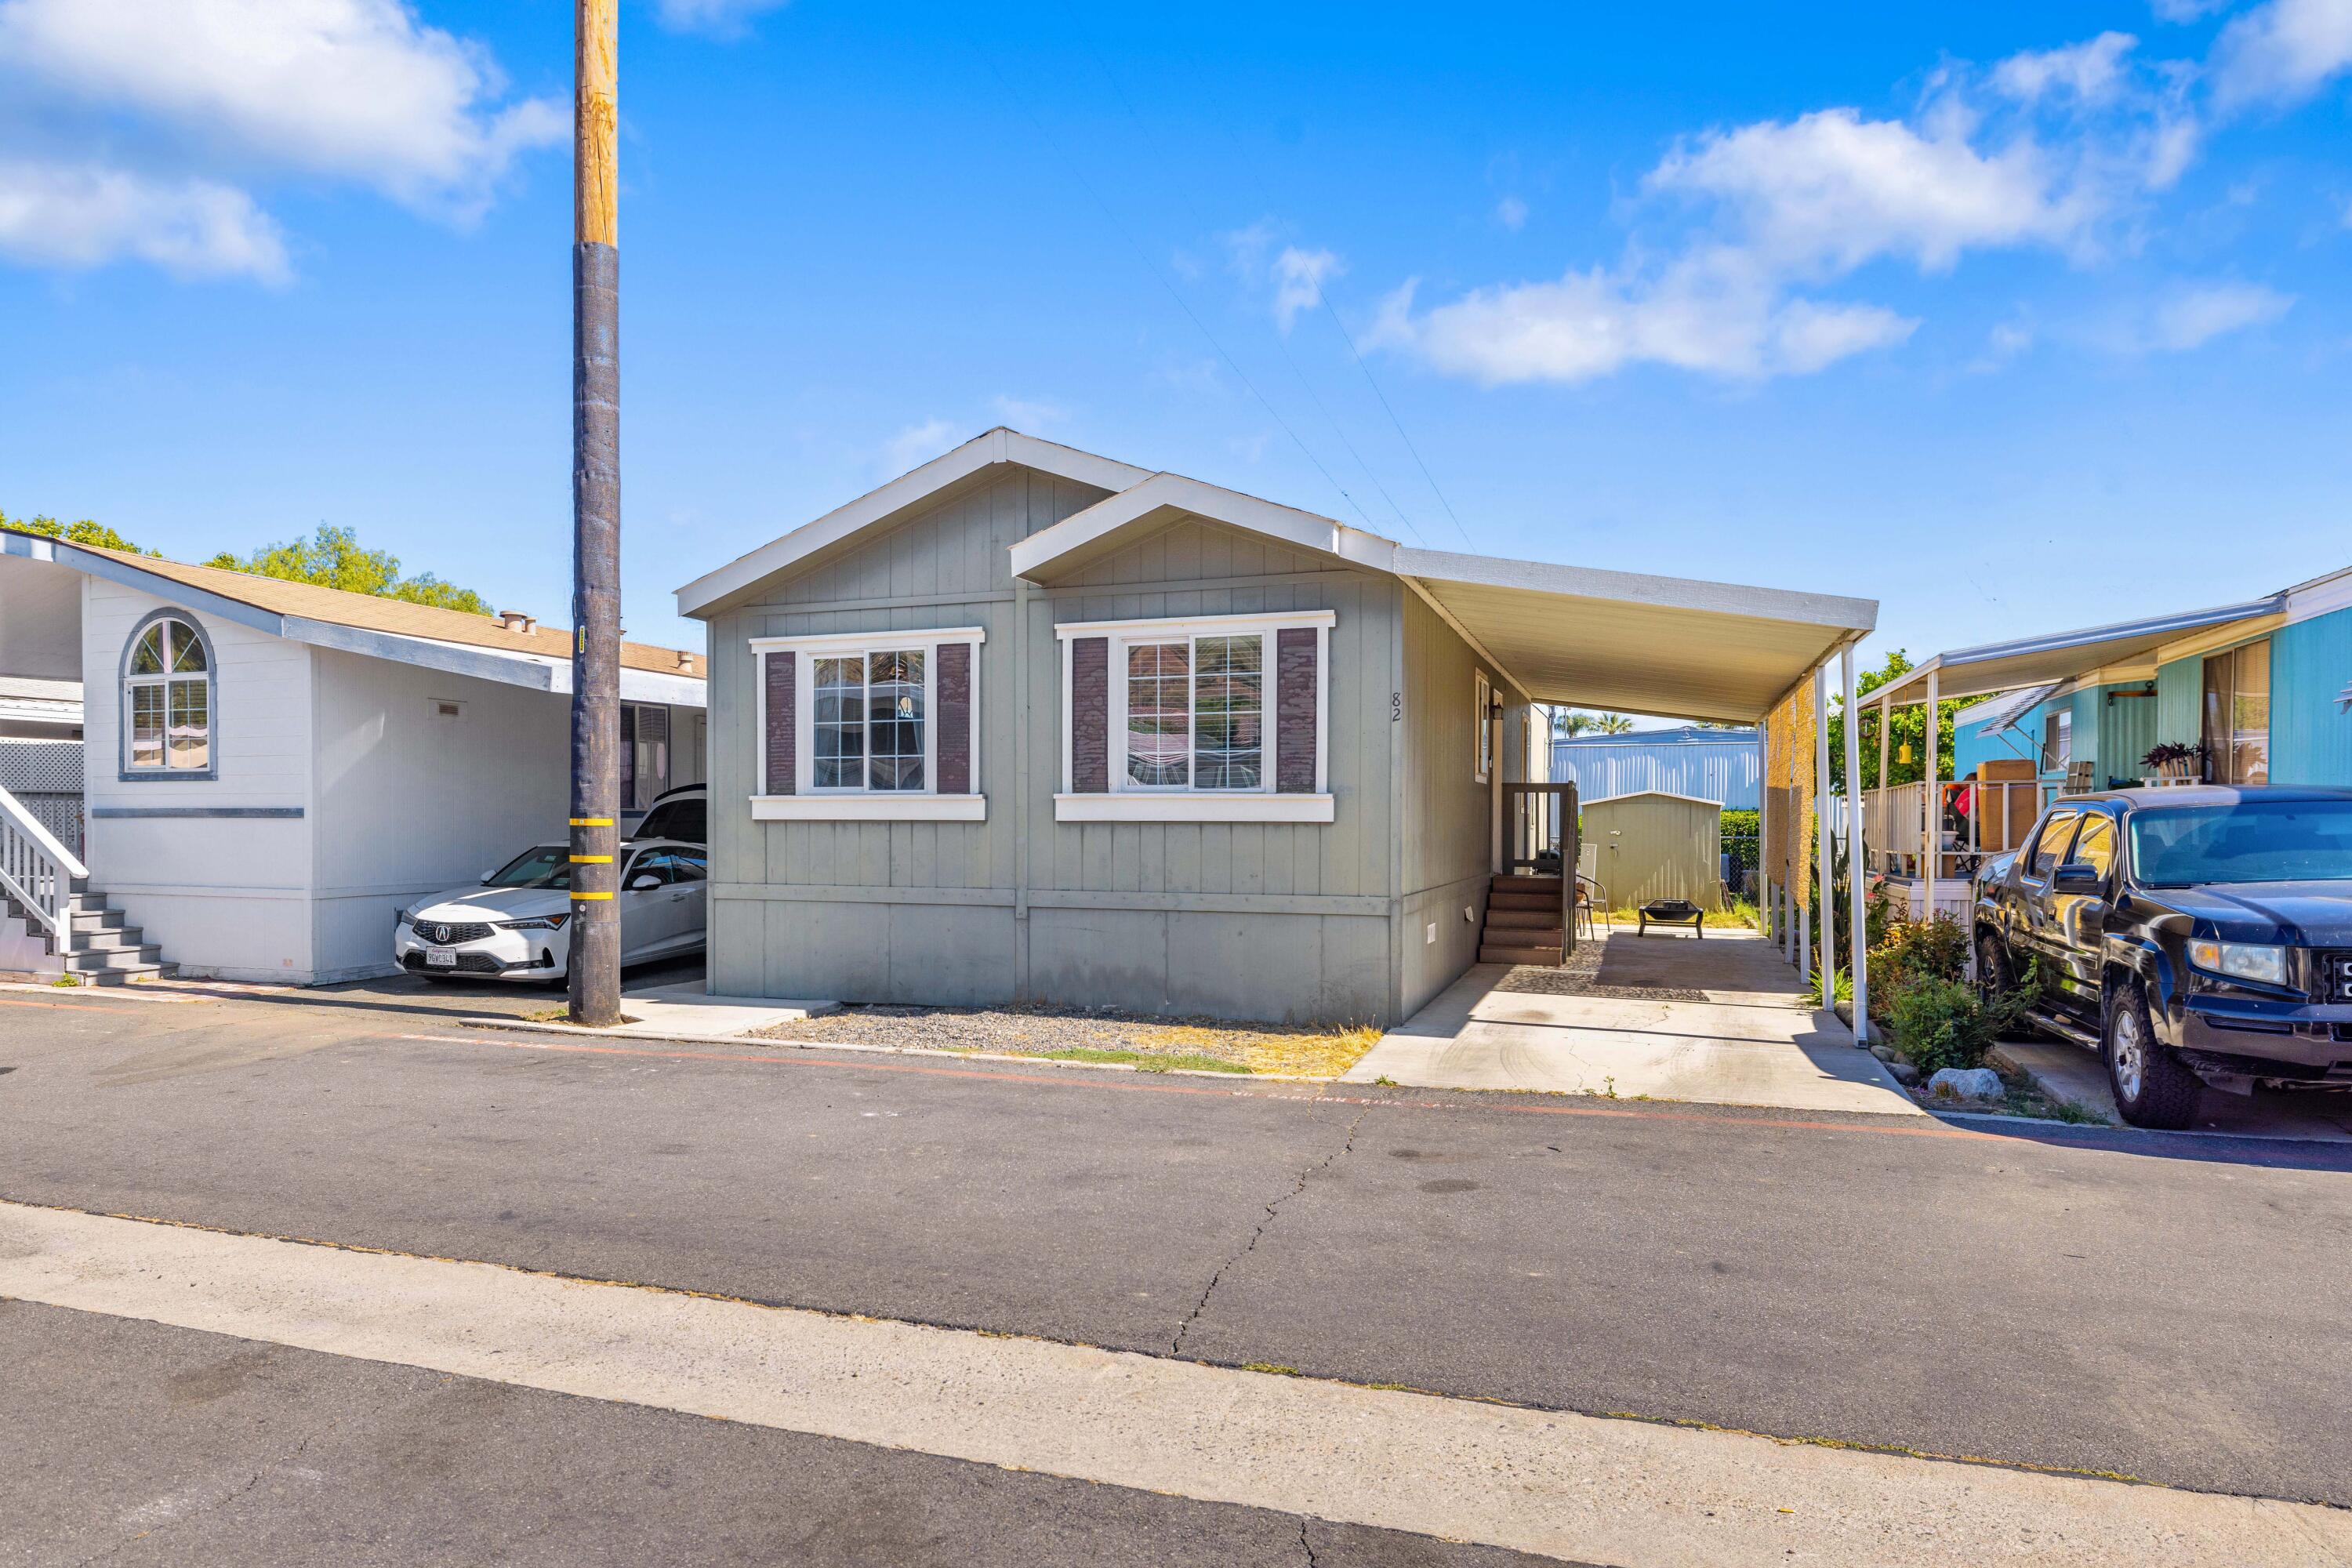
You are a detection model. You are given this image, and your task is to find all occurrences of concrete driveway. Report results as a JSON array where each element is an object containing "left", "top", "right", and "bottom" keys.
[{"left": 1345, "top": 926, "right": 1919, "bottom": 1115}]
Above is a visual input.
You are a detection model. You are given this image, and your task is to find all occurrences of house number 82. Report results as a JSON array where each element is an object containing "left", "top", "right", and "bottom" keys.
[{"left": 1391, "top": 692, "right": 1402, "bottom": 722}]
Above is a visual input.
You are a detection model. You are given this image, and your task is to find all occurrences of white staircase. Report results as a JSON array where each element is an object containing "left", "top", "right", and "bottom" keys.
[{"left": 0, "top": 783, "right": 174, "bottom": 985}]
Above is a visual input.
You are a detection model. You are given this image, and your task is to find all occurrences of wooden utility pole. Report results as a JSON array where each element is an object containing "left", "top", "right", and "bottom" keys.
[{"left": 568, "top": 0, "right": 622, "bottom": 1025}]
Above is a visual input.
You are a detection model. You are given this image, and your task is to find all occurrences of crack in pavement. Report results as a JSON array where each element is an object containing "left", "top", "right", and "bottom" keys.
[
  {"left": 1171, "top": 1104, "right": 1371, "bottom": 1359},
  {"left": 71, "top": 1408, "right": 337, "bottom": 1567}
]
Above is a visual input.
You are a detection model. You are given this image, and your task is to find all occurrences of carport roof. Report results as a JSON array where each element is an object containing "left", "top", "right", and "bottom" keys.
[
  {"left": 1865, "top": 593, "right": 2285, "bottom": 710},
  {"left": 1007, "top": 466, "right": 1878, "bottom": 725}
]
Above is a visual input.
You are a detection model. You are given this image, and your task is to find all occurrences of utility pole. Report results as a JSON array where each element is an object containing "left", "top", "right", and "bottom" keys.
[{"left": 568, "top": 0, "right": 622, "bottom": 1025}]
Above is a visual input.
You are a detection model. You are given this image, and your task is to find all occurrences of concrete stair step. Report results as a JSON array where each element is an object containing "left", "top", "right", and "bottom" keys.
[
  {"left": 75, "top": 962, "right": 176, "bottom": 986},
  {"left": 67, "top": 907, "right": 129, "bottom": 933},
  {"left": 64, "top": 944, "right": 163, "bottom": 971},
  {"left": 74, "top": 926, "right": 149, "bottom": 953}
]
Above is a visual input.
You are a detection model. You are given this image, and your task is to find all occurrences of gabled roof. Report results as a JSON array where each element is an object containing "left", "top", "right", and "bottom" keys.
[
  {"left": 675, "top": 428, "right": 1150, "bottom": 617},
  {"left": 1582, "top": 788, "right": 1730, "bottom": 811},
  {"left": 682, "top": 428, "right": 1878, "bottom": 724},
  {"left": 2, "top": 526, "right": 706, "bottom": 706}
]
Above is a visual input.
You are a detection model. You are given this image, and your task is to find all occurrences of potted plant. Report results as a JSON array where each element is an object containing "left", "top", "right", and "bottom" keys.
[{"left": 2140, "top": 741, "right": 2209, "bottom": 786}]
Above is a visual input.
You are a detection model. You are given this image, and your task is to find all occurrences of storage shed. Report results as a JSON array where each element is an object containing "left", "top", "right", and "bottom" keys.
[{"left": 1579, "top": 790, "right": 1725, "bottom": 912}]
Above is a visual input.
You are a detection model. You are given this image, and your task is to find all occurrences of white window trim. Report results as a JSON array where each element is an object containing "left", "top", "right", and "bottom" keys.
[
  {"left": 746, "top": 626, "right": 985, "bottom": 821},
  {"left": 1474, "top": 670, "right": 1492, "bottom": 782},
  {"left": 1054, "top": 610, "right": 1334, "bottom": 823}
]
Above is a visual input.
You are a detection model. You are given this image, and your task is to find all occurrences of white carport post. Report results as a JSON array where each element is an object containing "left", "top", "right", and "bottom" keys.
[
  {"left": 1843, "top": 644, "right": 1870, "bottom": 1044},
  {"left": 1922, "top": 664, "right": 1940, "bottom": 919},
  {"left": 1813, "top": 660, "right": 1833, "bottom": 996}
]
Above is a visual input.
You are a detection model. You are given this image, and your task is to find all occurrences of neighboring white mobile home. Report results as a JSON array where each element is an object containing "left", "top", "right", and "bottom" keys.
[{"left": 0, "top": 527, "right": 706, "bottom": 983}]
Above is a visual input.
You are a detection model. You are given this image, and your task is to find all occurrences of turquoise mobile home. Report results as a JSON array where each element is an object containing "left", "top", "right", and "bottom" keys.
[{"left": 1860, "top": 564, "right": 2352, "bottom": 914}]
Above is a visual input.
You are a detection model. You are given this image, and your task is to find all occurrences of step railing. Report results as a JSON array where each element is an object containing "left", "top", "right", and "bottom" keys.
[{"left": 0, "top": 779, "right": 87, "bottom": 944}]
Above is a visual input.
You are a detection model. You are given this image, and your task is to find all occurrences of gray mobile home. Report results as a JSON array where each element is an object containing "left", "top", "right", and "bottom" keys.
[{"left": 677, "top": 430, "right": 1873, "bottom": 1026}]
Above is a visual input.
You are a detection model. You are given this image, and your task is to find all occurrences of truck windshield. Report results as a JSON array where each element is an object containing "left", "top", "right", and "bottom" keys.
[
  {"left": 484, "top": 846, "right": 575, "bottom": 890},
  {"left": 2129, "top": 801, "right": 2352, "bottom": 886}
]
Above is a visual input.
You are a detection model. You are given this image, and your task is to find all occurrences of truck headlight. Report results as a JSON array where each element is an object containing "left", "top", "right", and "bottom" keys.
[
  {"left": 495, "top": 914, "right": 572, "bottom": 931},
  {"left": 2187, "top": 939, "right": 2286, "bottom": 986}
]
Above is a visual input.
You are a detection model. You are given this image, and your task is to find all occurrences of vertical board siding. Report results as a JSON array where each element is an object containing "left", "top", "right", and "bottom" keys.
[
  {"left": 706, "top": 490, "right": 1406, "bottom": 1019},
  {"left": 2272, "top": 604, "right": 2352, "bottom": 787},
  {"left": 1584, "top": 793, "right": 1725, "bottom": 910},
  {"left": 2156, "top": 655, "right": 2203, "bottom": 750},
  {"left": 1551, "top": 730, "right": 1761, "bottom": 808}
]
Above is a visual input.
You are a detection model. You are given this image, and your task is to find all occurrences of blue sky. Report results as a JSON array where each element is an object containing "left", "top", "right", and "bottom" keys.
[{"left": 3, "top": 1, "right": 2350, "bottom": 706}]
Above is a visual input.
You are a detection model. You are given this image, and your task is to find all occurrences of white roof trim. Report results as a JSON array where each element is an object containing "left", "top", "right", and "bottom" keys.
[
  {"left": 677, "top": 428, "right": 1151, "bottom": 616},
  {"left": 1007, "top": 472, "right": 1397, "bottom": 582},
  {"left": 1584, "top": 789, "right": 1730, "bottom": 811},
  {"left": 1393, "top": 547, "right": 1878, "bottom": 633},
  {"left": 1871, "top": 593, "right": 2285, "bottom": 709}
]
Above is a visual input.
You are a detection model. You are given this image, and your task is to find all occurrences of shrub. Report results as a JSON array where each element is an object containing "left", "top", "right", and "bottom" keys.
[
  {"left": 1883, "top": 965, "right": 2040, "bottom": 1074},
  {"left": 1866, "top": 912, "right": 1970, "bottom": 1026}
]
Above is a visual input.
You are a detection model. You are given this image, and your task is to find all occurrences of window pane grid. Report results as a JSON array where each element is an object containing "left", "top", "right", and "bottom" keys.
[
  {"left": 811, "top": 648, "right": 926, "bottom": 792},
  {"left": 1121, "top": 633, "right": 1266, "bottom": 793},
  {"left": 125, "top": 617, "right": 210, "bottom": 772}
]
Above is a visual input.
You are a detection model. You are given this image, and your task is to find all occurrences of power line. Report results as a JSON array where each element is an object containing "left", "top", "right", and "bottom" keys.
[
  {"left": 1069, "top": 32, "right": 1428, "bottom": 546},
  {"left": 971, "top": 38, "right": 1387, "bottom": 538}
]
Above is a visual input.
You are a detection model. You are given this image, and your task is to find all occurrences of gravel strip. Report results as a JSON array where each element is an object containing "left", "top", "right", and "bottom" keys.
[
  {"left": 755, "top": 1003, "right": 1381, "bottom": 1077},
  {"left": 1489, "top": 930, "right": 1707, "bottom": 1003}
]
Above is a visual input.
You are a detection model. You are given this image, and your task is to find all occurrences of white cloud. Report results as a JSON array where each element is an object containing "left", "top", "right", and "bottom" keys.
[
  {"left": 880, "top": 419, "right": 957, "bottom": 477},
  {"left": 0, "top": 158, "right": 288, "bottom": 280},
  {"left": 1272, "top": 245, "right": 1341, "bottom": 332},
  {"left": 2151, "top": 0, "right": 2232, "bottom": 20},
  {"left": 1646, "top": 108, "right": 2096, "bottom": 274},
  {"left": 1966, "top": 319, "right": 2036, "bottom": 372},
  {"left": 2148, "top": 281, "right": 2293, "bottom": 347},
  {"left": 2211, "top": 0, "right": 2352, "bottom": 107},
  {"left": 654, "top": 0, "right": 791, "bottom": 34},
  {"left": 0, "top": 0, "right": 563, "bottom": 212},
  {"left": 1375, "top": 250, "right": 1915, "bottom": 386},
  {"left": 1494, "top": 195, "right": 1528, "bottom": 230},
  {"left": 1994, "top": 32, "right": 2141, "bottom": 104}
]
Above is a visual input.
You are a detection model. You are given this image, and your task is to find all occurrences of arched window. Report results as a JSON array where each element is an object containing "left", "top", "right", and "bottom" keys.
[{"left": 122, "top": 613, "right": 214, "bottom": 777}]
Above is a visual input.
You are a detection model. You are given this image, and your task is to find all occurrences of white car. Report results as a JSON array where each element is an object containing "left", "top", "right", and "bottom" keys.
[{"left": 394, "top": 839, "right": 708, "bottom": 982}]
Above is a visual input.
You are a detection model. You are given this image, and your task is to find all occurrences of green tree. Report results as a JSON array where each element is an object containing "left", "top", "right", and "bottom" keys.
[
  {"left": 1552, "top": 710, "right": 1596, "bottom": 737},
  {"left": 1592, "top": 712, "right": 1636, "bottom": 734},
  {"left": 207, "top": 524, "right": 493, "bottom": 616},
  {"left": 1824, "top": 649, "right": 1964, "bottom": 793},
  {"left": 0, "top": 508, "right": 157, "bottom": 556}
]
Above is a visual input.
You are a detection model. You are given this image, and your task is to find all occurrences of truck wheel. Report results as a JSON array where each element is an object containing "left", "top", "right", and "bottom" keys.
[
  {"left": 1975, "top": 929, "right": 2015, "bottom": 1005},
  {"left": 2104, "top": 979, "right": 2199, "bottom": 1131}
]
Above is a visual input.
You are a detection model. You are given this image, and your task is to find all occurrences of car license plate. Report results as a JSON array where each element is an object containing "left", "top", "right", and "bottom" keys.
[{"left": 426, "top": 949, "right": 458, "bottom": 968}]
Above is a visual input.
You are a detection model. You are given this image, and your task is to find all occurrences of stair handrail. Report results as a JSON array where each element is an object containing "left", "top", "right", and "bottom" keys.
[{"left": 0, "top": 779, "right": 86, "bottom": 942}]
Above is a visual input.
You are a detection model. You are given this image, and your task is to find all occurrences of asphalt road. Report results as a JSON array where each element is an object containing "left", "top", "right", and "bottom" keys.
[
  {"left": 5, "top": 981, "right": 2351, "bottom": 1523},
  {"left": 1, "top": 1299, "right": 1555, "bottom": 1567}
]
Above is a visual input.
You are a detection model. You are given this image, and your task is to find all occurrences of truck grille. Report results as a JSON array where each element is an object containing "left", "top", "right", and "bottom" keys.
[{"left": 413, "top": 920, "right": 493, "bottom": 946}]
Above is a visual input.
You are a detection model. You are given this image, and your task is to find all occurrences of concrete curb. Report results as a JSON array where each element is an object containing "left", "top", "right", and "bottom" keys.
[
  {"left": 452, "top": 1015, "right": 1334, "bottom": 1085},
  {"left": 0, "top": 981, "right": 207, "bottom": 1004}
]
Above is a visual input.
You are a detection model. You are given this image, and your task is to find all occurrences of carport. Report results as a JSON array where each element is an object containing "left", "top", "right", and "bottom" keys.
[{"left": 1349, "top": 551, "right": 1907, "bottom": 1109}]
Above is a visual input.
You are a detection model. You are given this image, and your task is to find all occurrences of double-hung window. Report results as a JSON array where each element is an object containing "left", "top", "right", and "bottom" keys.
[
  {"left": 749, "top": 628, "right": 984, "bottom": 821},
  {"left": 1057, "top": 610, "right": 1332, "bottom": 823},
  {"left": 122, "top": 612, "right": 215, "bottom": 779}
]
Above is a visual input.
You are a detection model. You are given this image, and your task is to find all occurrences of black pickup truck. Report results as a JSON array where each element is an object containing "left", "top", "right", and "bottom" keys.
[{"left": 1971, "top": 786, "right": 2352, "bottom": 1127}]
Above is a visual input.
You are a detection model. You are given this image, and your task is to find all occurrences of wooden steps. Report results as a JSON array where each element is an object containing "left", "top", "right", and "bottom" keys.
[{"left": 1478, "top": 875, "right": 1566, "bottom": 967}]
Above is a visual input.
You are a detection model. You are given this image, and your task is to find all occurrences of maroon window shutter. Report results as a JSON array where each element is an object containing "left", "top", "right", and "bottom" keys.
[
  {"left": 1276, "top": 627, "right": 1319, "bottom": 793},
  {"left": 936, "top": 641, "right": 973, "bottom": 794},
  {"left": 1070, "top": 636, "right": 1109, "bottom": 793},
  {"left": 764, "top": 651, "right": 795, "bottom": 795}
]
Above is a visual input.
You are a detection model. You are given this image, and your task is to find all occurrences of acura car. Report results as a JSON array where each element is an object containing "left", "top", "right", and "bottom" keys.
[{"left": 394, "top": 838, "right": 707, "bottom": 982}]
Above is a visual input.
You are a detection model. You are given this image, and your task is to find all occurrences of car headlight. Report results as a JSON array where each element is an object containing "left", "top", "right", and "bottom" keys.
[
  {"left": 495, "top": 914, "right": 572, "bottom": 931},
  {"left": 2188, "top": 939, "right": 2286, "bottom": 986},
  {"left": 394, "top": 908, "right": 414, "bottom": 928}
]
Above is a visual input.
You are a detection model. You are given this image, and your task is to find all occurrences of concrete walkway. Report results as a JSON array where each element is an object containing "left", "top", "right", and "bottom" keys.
[
  {"left": 1346, "top": 927, "right": 1922, "bottom": 1115},
  {"left": 1993, "top": 1036, "right": 2352, "bottom": 1142}
]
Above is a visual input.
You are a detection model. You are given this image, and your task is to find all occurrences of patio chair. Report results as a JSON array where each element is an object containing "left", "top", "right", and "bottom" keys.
[{"left": 1573, "top": 873, "right": 1602, "bottom": 940}]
